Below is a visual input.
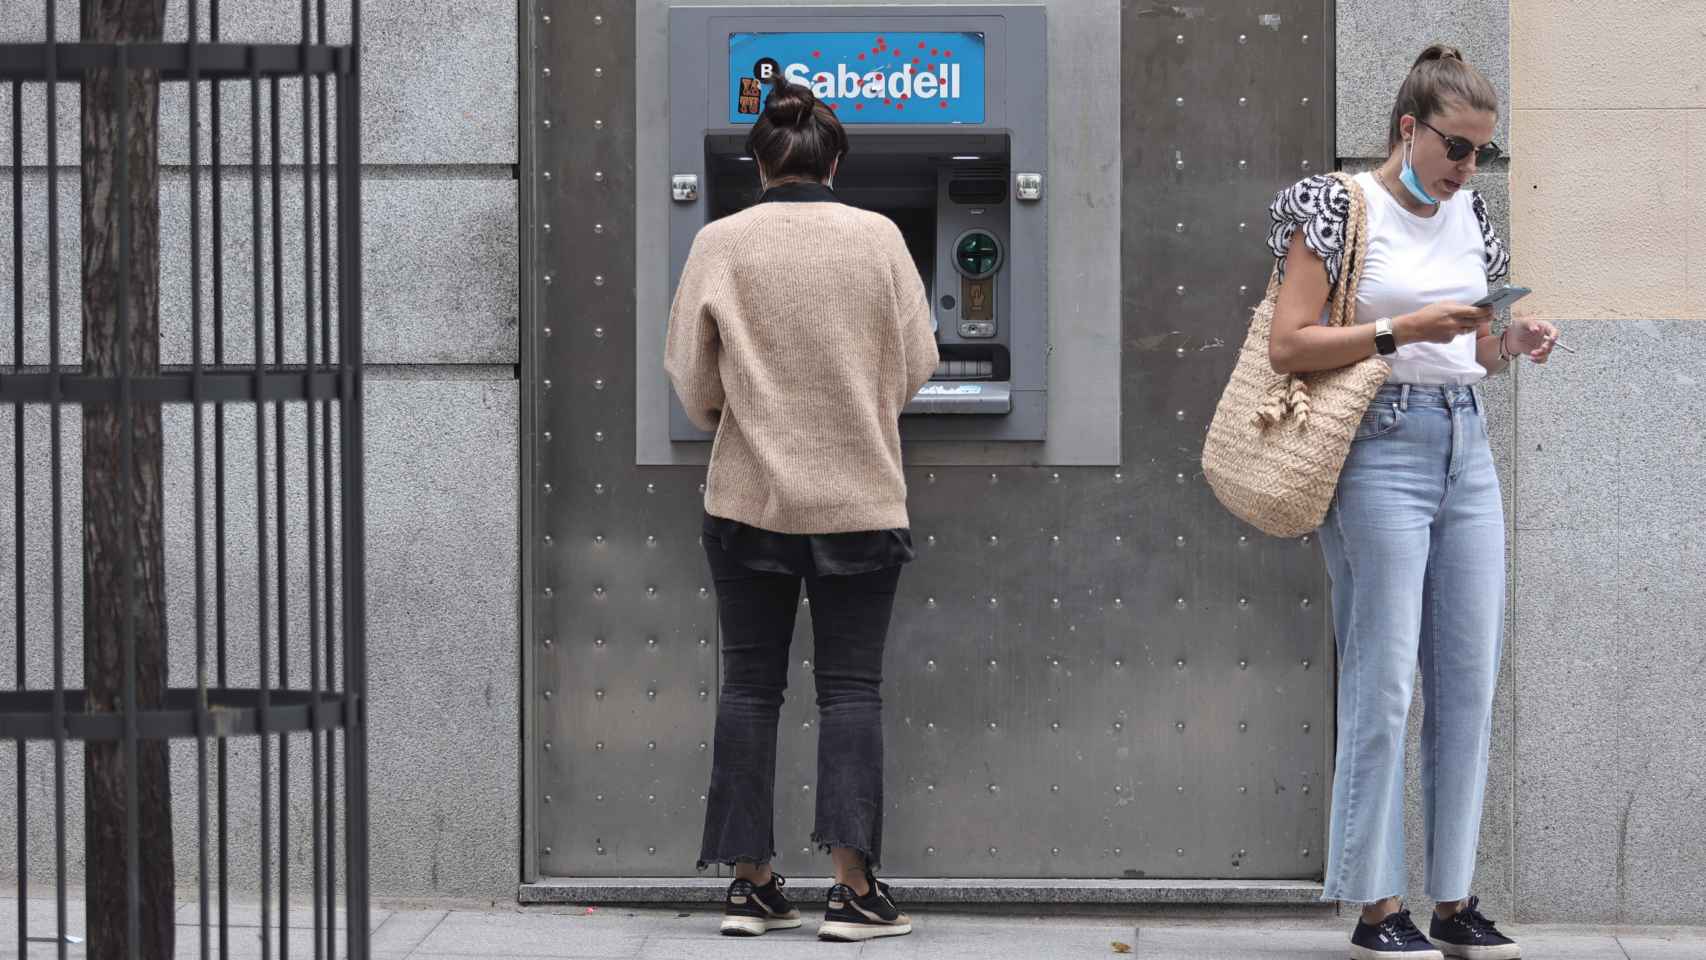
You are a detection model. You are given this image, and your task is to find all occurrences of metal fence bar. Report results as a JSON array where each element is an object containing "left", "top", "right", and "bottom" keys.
[
  {"left": 300, "top": 0, "right": 326, "bottom": 954},
  {"left": 336, "top": 21, "right": 370, "bottom": 950},
  {"left": 44, "top": 5, "right": 69, "bottom": 955},
  {"left": 2, "top": 690, "right": 340, "bottom": 739},
  {"left": 249, "top": 49, "right": 274, "bottom": 960},
  {"left": 268, "top": 71, "right": 292, "bottom": 960},
  {"left": 187, "top": 2, "right": 213, "bottom": 957},
  {"left": 0, "top": 44, "right": 345, "bottom": 81},
  {"left": 208, "top": 7, "right": 234, "bottom": 955},
  {"left": 0, "top": 371, "right": 346, "bottom": 405},
  {"left": 316, "top": 3, "right": 338, "bottom": 950},
  {"left": 336, "top": 54, "right": 354, "bottom": 960},
  {"left": 11, "top": 71, "right": 28, "bottom": 960}
]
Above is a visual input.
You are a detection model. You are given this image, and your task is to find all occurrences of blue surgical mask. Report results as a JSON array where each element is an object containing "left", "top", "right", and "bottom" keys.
[{"left": 1399, "top": 135, "right": 1439, "bottom": 206}]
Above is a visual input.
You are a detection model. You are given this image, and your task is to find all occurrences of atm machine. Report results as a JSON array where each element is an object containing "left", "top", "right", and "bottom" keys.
[{"left": 666, "top": 5, "right": 1047, "bottom": 443}]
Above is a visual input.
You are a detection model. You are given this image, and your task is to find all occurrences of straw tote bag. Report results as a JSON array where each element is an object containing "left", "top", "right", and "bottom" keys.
[{"left": 1202, "top": 172, "right": 1389, "bottom": 539}]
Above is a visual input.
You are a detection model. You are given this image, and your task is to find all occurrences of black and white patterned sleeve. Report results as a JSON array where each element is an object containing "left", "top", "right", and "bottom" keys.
[
  {"left": 1267, "top": 174, "right": 1350, "bottom": 286},
  {"left": 1471, "top": 190, "right": 1510, "bottom": 283}
]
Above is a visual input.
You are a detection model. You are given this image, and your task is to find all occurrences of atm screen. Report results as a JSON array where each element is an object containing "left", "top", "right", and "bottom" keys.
[{"left": 875, "top": 206, "right": 935, "bottom": 296}]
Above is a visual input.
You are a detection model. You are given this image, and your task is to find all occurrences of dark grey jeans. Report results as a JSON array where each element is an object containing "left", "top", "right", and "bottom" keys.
[{"left": 697, "top": 536, "right": 902, "bottom": 871}]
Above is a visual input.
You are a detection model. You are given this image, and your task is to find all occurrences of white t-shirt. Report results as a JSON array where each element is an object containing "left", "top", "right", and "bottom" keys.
[
  {"left": 1352, "top": 171, "right": 1489, "bottom": 386},
  {"left": 1267, "top": 172, "right": 1509, "bottom": 387}
]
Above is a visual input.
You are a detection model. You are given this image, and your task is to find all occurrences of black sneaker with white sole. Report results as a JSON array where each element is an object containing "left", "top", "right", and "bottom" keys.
[
  {"left": 1350, "top": 908, "right": 1446, "bottom": 959},
  {"left": 817, "top": 873, "right": 912, "bottom": 942},
  {"left": 718, "top": 874, "right": 802, "bottom": 936},
  {"left": 1428, "top": 896, "right": 1521, "bottom": 959}
]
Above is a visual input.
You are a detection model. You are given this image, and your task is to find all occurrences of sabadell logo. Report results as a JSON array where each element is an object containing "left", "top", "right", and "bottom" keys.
[{"left": 780, "top": 61, "right": 965, "bottom": 105}]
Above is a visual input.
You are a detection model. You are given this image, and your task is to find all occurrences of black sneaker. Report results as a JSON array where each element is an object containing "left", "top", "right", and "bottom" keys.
[
  {"left": 1351, "top": 908, "right": 1446, "bottom": 959},
  {"left": 1428, "top": 896, "right": 1520, "bottom": 959},
  {"left": 817, "top": 872, "right": 912, "bottom": 942},
  {"left": 718, "top": 873, "right": 802, "bottom": 936}
]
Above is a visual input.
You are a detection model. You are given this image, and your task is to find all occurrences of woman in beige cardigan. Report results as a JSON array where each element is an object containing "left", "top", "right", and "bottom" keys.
[{"left": 665, "top": 80, "right": 938, "bottom": 943}]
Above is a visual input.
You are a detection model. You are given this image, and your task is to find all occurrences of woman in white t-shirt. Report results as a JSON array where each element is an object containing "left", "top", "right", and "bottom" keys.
[{"left": 1267, "top": 46, "right": 1557, "bottom": 960}]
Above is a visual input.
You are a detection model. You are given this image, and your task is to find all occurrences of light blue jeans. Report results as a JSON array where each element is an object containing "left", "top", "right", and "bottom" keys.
[{"left": 1316, "top": 383, "right": 1505, "bottom": 904}]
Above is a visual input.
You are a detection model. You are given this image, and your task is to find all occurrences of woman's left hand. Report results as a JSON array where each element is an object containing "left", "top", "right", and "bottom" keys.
[{"left": 1506, "top": 313, "right": 1559, "bottom": 364}]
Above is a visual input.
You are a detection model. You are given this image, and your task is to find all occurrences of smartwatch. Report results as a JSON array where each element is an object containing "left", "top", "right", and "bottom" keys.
[{"left": 1374, "top": 317, "right": 1398, "bottom": 356}]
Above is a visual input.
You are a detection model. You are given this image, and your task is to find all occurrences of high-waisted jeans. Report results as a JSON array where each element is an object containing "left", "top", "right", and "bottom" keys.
[
  {"left": 1316, "top": 383, "right": 1505, "bottom": 903},
  {"left": 697, "top": 534, "right": 901, "bottom": 870}
]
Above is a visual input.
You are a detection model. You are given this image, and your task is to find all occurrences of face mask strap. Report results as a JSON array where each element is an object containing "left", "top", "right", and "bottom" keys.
[{"left": 1398, "top": 121, "right": 1441, "bottom": 206}]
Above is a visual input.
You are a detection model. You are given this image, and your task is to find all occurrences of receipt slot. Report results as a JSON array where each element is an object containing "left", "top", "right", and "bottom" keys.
[{"left": 666, "top": 5, "right": 1047, "bottom": 442}]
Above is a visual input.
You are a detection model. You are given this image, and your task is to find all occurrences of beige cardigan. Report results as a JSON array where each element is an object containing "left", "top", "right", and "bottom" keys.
[{"left": 664, "top": 191, "right": 939, "bottom": 534}]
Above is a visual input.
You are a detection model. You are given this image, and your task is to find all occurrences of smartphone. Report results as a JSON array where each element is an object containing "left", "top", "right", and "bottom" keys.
[{"left": 1475, "top": 285, "right": 1532, "bottom": 311}]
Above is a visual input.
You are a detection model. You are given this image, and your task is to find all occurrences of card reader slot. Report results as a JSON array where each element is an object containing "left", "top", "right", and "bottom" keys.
[{"left": 933, "top": 344, "right": 1010, "bottom": 381}]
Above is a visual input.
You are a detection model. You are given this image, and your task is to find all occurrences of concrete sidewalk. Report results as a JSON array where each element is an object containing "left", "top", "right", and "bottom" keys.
[
  {"left": 6, "top": 895, "right": 1706, "bottom": 960},
  {"left": 382, "top": 907, "right": 1698, "bottom": 959}
]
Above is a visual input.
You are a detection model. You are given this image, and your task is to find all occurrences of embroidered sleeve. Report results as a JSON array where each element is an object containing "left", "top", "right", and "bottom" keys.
[
  {"left": 1267, "top": 174, "right": 1350, "bottom": 286},
  {"left": 1471, "top": 191, "right": 1510, "bottom": 283}
]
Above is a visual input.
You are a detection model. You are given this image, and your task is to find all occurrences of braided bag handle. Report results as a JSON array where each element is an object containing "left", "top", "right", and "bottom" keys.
[
  {"left": 1255, "top": 172, "right": 1369, "bottom": 428},
  {"left": 1328, "top": 172, "right": 1369, "bottom": 325}
]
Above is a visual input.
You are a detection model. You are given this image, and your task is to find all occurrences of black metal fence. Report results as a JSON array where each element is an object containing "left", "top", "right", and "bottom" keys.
[{"left": 1, "top": 3, "right": 368, "bottom": 958}]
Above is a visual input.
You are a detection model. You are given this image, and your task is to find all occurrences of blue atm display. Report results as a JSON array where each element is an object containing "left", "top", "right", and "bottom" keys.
[{"left": 728, "top": 31, "right": 987, "bottom": 125}]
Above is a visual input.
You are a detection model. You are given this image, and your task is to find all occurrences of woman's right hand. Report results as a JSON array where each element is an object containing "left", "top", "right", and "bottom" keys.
[{"left": 1396, "top": 302, "right": 1493, "bottom": 345}]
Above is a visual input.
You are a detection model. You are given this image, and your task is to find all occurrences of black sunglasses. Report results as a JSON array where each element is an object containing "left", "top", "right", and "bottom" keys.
[{"left": 1414, "top": 117, "right": 1503, "bottom": 166}]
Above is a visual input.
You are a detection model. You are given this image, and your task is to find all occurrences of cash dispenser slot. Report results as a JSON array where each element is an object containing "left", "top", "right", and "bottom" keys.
[{"left": 905, "top": 344, "right": 1011, "bottom": 415}]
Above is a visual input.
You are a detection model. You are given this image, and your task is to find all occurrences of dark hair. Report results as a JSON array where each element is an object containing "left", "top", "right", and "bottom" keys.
[
  {"left": 1386, "top": 45, "right": 1500, "bottom": 151},
  {"left": 745, "top": 81, "right": 849, "bottom": 184}
]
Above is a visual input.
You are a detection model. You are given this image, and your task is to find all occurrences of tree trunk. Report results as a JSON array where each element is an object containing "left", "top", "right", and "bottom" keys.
[{"left": 81, "top": 3, "right": 174, "bottom": 959}]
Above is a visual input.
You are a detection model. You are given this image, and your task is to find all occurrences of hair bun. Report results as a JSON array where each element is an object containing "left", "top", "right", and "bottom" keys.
[
  {"left": 762, "top": 82, "right": 816, "bottom": 127},
  {"left": 1413, "top": 44, "right": 1465, "bottom": 68}
]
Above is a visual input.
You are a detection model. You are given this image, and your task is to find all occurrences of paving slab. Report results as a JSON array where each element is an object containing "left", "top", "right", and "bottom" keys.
[
  {"left": 371, "top": 911, "right": 450, "bottom": 954},
  {"left": 638, "top": 934, "right": 863, "bottom": 960},
  {"left": 412, "top": 912, "right": 644, "bottom": 959},
  {"left": 1619, "top": 933, "right": 1706, "bottom": 960},
  {"left": 1133, "top": 925, "right": 1625, "bottom": 960},
  {"left": 171, "top": 901, "right": 391, "bottom": 931}
]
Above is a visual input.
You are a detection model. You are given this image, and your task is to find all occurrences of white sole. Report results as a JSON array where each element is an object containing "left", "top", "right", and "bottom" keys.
[
  {"left": 719, "top": 915, "right": 802, "bottom": 936},
  {"left": 1427, "top": 937, "right": 1521, "bottom": 960},
  {"left": 817, "top": 920, "right": 913, "bottom": 942},
  {"left": 1349, "top": 945, "right": 1443, "bottom": 960}
]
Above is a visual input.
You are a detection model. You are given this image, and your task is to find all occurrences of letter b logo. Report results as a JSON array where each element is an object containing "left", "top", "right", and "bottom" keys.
[{"left": 754, "top": 58, "right": 781, "bottom": 84}]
